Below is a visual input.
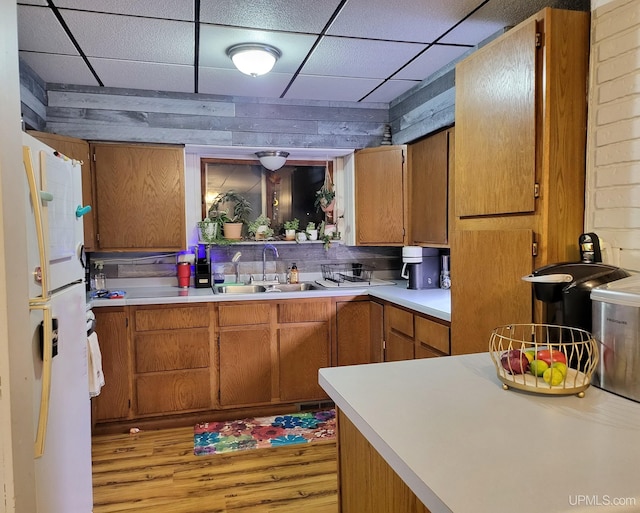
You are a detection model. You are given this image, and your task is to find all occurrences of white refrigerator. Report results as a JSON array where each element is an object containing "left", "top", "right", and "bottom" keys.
[{"left": 22, "top": 132, "right": 94, "bottom": 512}]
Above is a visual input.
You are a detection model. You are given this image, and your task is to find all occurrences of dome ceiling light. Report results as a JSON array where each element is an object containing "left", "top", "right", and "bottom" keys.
[
  {"left": 226, "top": 43, "right": 281, "bottom": 77},
  {"left": 256, "top": 150, "right": 289, "bottom": 171}
]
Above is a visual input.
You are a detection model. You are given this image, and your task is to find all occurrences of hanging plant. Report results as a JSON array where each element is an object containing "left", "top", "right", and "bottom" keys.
[{"left": 315, "top": 160, "right": 335, "bottom": 212}]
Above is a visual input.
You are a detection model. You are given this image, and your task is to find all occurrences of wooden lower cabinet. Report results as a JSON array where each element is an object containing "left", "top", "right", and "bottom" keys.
[
  {"left": 131, "top": 303, "right": 214, "bottom": 416},
  {"left": 336, "top": 298, "right": 384, "bottom": 366},
  {"left": 92, "top": 307, "right": 130, "bottom": 422},
  {"left": 338, "top": 409, "right": 430, "bottom": 513},
  {"left": 384, "top": 304, "right": 450, "bottom": 362}
]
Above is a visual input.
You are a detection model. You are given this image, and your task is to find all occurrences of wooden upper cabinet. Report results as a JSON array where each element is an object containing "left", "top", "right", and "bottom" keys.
[
  {"left": 28, "top": 131, "right": 96, "bottom": 251},
  {"left": 354, "top": 145, "right": 407, "bottom": 246},
  {"left": 409, "top": 128, "right": 453, "bottom": 246},
  {"left": 91, "top": 143, "right": 186, "bottom": 251},
  {"left": 455, "top": 19, "right": 537, "bottom": 218}
]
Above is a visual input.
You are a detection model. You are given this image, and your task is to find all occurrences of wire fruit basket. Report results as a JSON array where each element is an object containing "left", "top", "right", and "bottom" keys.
[
  {"left": 321, "top": 263, "right": 374, "bottom": 284},
  {"left": 489, "top": 324, "right": 599, "bottom": 397}
]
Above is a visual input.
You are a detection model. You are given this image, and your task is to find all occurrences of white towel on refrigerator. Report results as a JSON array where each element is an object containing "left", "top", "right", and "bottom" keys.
[{"left": 87, "top": 331, "right": 105, "bottom": 397}]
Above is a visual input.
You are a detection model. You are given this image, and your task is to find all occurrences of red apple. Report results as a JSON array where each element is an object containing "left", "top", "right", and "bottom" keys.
[
  {"left": 500, "top": 349, "right": 530, "bottom": 374},
  {"left": 536, "top": 349, "right": 567, "bottom": 366}
]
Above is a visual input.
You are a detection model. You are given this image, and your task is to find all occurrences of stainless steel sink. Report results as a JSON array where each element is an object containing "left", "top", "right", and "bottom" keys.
[
  {"left": 214, "top": 285, "right": 266, "bottom": 294},
  {"left": 213, "top": 283, "right": 318, "bottom": 294},
  {"left": 263, "top": 283, "right": 317, "bottom": 292}
]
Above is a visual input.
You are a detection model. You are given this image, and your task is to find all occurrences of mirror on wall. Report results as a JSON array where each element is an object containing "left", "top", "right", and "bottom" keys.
[{"left": 201, "top": 158, "right": 334, "bottom": 229}]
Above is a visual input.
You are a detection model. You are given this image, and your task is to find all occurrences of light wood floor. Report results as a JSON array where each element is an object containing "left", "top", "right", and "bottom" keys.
[{"left": 91, "top": 425, "right": 338, "bottom": 513}]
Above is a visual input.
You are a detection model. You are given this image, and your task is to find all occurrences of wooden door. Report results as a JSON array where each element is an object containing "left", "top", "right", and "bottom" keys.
[
  {"left": 336, "top": 300, "right": 377, "bottom": 366},
  {"left": 92, "top": 143, "right": 186, "bottom": 251},
  {"left": 218, "top": 327, "right": 272, "bottom": 406},
  {"left": 414, "top": 316, "right": 450, "bottom": 359},
  {"left": 409, "top": 129, "right": 450, "bottom": 245},
  {"left": 355, "top": 145, "right": 407, "bottom": 246},
  {"left": 92, "top": 308, "right": 130, "bottom": 422},
  {"left": 450, "top": 229, "right": 534, "bottom": 355},
  {"left": 455, "top": 19, "right": 537, "bottom": 217},
  {"left": 278, "top": 323, "right": 330, "bottom": 402},
  {"left": 28, "top": 131, "right": 96, "bottom": 250},
  {"left": 384, "top": 305, "right": 415, "bottom": 362}
]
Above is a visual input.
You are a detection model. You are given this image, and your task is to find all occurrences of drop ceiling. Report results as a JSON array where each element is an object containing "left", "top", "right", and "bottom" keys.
[{"left": 16, "top": 0, "right": 589, "bottom": 105}]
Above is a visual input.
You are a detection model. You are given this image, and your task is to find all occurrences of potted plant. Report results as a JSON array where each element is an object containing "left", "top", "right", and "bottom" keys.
[
  {"left": 248, "top": 214, "right": 274, "bottom": 240},
  {"left": 306, "top": 221, "right": 318, "bottom": 241},
  {"left": 314, "top": 185, "right": 336, "bottom": 213},
  {"left": 283, "top": 218, "right": 299, "bottom": 240},
  {"left": 210, "top": 191, "right": 252, "bottom": 240}
]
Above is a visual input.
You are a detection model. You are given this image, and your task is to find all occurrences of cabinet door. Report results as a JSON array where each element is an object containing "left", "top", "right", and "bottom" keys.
[
  {"left": 279, "top": 324, "right": 330, "bottom": 402},
  {"left": 385, "top": 305, "right": 415, "bottom": 362},
  {"left": 455, "top": 19, "right": 537, "bottom": 217},
  {"left": 336, "top": 300, "right": 382, "bottom": 366},
  {"left": 409, "top": 129, "right": 451, "bottom": 245},
  {"left": 219, "top": 327, "right": 272, "bottom": 407},
  {"left": 92, "top": 143, "right": 186, "bottom": 251},
  {"left": 451, "top": 229, "right": 533, "bottom": 355},
  {"left": 92, "top": 308, "right": 130, "bottom": 422},
  {"left": 415, "top": 315, "right": 450, "bottom": 359},
  {"left": 355, "top": 146, "right": 407, "bottom": 246},
  {"left": 28, "top": 131, "right": 96, "bottom": 251}
]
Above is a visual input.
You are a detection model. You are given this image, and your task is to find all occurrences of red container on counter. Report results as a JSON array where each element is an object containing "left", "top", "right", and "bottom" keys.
[{"left": 177, "top": 262, "right": 191, "bottom": 288}]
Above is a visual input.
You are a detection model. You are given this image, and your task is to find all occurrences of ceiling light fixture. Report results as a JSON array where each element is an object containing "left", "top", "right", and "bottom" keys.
[
  {"left": 227, "top": 43, "right": 281, "bottom": 77},
  {"left": 256, "top": 150, "right": 289, "bottom": 171}
]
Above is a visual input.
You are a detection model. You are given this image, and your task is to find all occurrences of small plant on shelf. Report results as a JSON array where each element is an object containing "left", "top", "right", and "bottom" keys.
[
  {"left": 283, "top": 218, "right": 299, "bottom": 240},
  {"left": 248, "top": 214, "right": 274, "bottom": 240}
]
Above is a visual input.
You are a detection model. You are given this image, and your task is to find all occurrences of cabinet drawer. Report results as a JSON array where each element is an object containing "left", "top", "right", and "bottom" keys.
[
  {"left": 134, "top": 330, "right": 209, "bottom": 373},
  {"left": 135, "top": 370, "right": 211, "bottom": 415},
  {"left": 134, "top": 305, "right": 209, "bottom": 331},
  {"left": 387, "top": 305, "right": 414, "bottom": 338},
  {"left": 415, "top": 316, "right": 450, "bottom": 356},
  {"left": 278, "top": 300, "right": 329, "bottom": 323},
  {"left": 218, "top": 303, "right": 271, "bottom": 326}
]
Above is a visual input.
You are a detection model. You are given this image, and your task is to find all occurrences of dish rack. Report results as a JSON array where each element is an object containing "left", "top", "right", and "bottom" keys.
[
  {"left": 488, "top": 324, "right": 599, "bottom": 397},
  {"left": 321, "top": 263, "right": 374, "bottom": 285}
]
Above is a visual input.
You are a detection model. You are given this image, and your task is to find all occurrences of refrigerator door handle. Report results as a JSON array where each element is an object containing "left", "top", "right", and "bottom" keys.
[
  {"left": 31, "top": 302, "right": 53, "bottom": 458},
  {"left": 23, "top": 146, "right": 50, "bottom": 300}
]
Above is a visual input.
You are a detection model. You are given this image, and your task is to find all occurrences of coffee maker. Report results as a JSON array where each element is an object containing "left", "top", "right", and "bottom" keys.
[
  {"left": 193, "top": 245, "right": 212, "bottom": 288},
  {"left": 401, "top": 246, "right": 440, "bottom": 290}
]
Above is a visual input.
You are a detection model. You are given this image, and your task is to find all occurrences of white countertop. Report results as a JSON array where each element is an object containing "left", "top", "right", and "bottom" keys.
[
  {"left": 319, "top": 354, "right": 640, "bottom": 513},
  {"left": 89, "top": 281, "right": 451, "bottom": 322}
]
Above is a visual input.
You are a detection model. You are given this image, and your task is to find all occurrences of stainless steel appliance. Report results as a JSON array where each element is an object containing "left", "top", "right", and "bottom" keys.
[
  {"left": 401, "top": 246, "right": 440, "bottom": 290},
  {"left": 591, "top": 274, "right": 640, "bottom": 403},
  {"left": 22, "top": 132, "right": 94, "bottom": 512}
]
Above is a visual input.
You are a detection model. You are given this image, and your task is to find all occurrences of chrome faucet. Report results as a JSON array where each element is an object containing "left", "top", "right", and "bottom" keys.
[{"left": 262, "top": 244, "right": 279, "bottom": 282}]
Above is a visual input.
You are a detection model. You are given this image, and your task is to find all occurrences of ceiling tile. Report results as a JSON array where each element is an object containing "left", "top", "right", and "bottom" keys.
[
  {"left": 199, "top": 67, "right": 293, "bottom": 97},
  {"left": 200, "top": 0, "right": 342, "bottom": 33},
  {"left": 363, "top": 80, "right": 422, "bottom": 103},
  {"left": 199, "top": 25, "right": 315, "bottom": 73},
  {"left": 59, "top": 10, "right": 194, "bottom": 65},
  {"left": 283, "top": 75, "right": 384, "bottom": 102},
  {"left": 19, "top": 0, "right": 48, "bottom": 5},
  {"left": 393, "top": 44, "right": 471, "bottom": 80},
  {"left": 17, "top": 5, "right": 77, "bottom": 55},
  {"left": 54, "top": 0, "right": 194, "bottom": 20},
  {"left": 327, "top": 0, "right": 483, "bottom": 43},
  {"left": 90, "top": 59, "right": 194, "bottom": 93},
  {"left": 303, "top": 36, "right": 426, "bottom": 79},
  {"left": 19, "top": 51, "right": 99, "bottom": 86}
]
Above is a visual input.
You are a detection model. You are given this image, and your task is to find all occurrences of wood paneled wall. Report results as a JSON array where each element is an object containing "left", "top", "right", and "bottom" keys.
[{"left": 19, "top": 59, "right": 46, "bottom": 131}]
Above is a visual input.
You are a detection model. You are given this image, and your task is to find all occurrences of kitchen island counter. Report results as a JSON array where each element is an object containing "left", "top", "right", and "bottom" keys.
[{"left": 319, "top": 354, "right": 640, "bottom": 513}]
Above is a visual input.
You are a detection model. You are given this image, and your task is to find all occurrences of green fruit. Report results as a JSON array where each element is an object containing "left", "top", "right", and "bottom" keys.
[
  {"left": 529, "top": 359, "right": 549, "bottom": 377},
  {"left": 552, "top": 362, "right": 568, "bottom": 377},
  {"left": 543, "top": 367, "right": 565, "bottom": 386}
]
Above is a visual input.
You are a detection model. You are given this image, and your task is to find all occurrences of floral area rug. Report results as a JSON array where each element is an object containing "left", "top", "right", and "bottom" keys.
[{"left": 194, "top": 409, "right": 336, "bottom": 456}]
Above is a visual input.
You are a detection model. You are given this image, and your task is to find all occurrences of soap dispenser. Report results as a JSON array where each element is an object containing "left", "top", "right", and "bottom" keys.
[{"left": 289, "top": 263, "right": 299, "bottom": 284}]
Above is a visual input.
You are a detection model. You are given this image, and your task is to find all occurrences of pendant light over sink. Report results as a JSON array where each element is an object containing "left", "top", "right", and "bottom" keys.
[
  {"left": 227, "top": 43, "right": 281, "bottom": 77},
  {"left": 255, "top": 150, "right": 289, "bottom": 171}
]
